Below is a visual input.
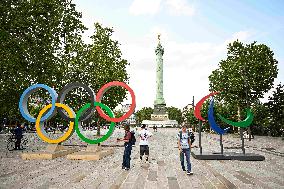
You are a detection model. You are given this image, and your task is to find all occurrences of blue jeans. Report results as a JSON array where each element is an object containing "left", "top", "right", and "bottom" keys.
[
  {"left": 180, "top": 148, "right": 191, "bottom": 172},
  {"left": 122, "top": 143, "right": 132, "bottom": 169}
]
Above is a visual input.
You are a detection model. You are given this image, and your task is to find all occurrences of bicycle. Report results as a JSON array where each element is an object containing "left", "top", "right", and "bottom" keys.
[{"left": 7, "top": 134, "right": 28, "bottom": 151}]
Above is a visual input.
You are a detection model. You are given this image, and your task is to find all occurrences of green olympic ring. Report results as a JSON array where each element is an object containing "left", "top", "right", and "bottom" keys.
[
  {"left": 75, "top": 102, "right": 115, "bottom": 144},
  {"left": 217, "top": 108, "right": 254, "bottom": 128}
]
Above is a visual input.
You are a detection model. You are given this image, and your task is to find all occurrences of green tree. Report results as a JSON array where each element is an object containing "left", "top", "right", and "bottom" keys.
[
  {"left": 135, "top": 107, "right": 153, "bottom": 124},
  {"left": 114, "top": 110, "right": 124, "bottom": 119},
  {"left": 209, "top": 40, "right": 278, "bottom": 107},
  {"left": 87, "top": 23, "right": 129, "bottom": 110},
  {"left": 166, "top": 106, "right": 183, "bottom": 124},
  {"left": 0, "top": 0, "right": 130, "bottom": 136},
  {"left": 209, "top": 40, "right": 278, "bottom": 136},
  {"left": 54, "top": 22, "right": 130, "bottom": 135},
  {"left": 183, "top": 108, "right": 198, "bottom": 126},
  {"left": 184, "top": 100, "right": 210, "bottom": 130},
  {"left": 251, "top": 100, "right": 270, "bottom": 135},
  {"left": 0, "top": 0, "right": 86, "bottom": 120},
  {"left": 112, "top": 110, "right": 124, "bottom": 125},
  {"left": 214, "top": 100, "right": 239, "bottom": 133},
  {"left": 267, "top": 83, "right": 284, "bottom": 137},
  {"left": 86, "top": 23, "right": 129, "bottom": 135}
]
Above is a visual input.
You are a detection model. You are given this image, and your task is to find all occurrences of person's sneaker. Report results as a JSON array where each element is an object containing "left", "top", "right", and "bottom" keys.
[
  {"left": 124, "top": 167, "right": 130, "bottom": 171},
  {"left": 122, "top": 166, "right": 125, "bottom": 169},
  {"left": 182, "top": 168, "right": 186, "bottom": 171},
  {"left": 187, "top": 171, "right": 193, "bottom": 175}
]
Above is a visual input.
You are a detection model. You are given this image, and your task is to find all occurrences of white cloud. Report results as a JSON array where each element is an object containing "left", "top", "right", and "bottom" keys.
[
  {"left": 232, "top": 31, "right": 251, "bottom": 40},
  {"left": 118, "top": 27, "right": 253, "bottom": 110},
  {"left": 71, "top": 0, "right": 284, "bottom": 117},
  {"left": 223, "top": 30, "right": 252, "bottom": 45},
  {"left": 166, "top": 0, "right": 195, "bottom": 16},
  {"left": 74, "top": 15, "right": 253, "bottom": 110},
  {"left": 72, "top": 0, "right": 254, "bottom": 110},
  {"left": 128, "top": 0, "right": 195, "bottom": 16},
  {"left": 129, "top": 0, "right": 162, "bottom": 16}
]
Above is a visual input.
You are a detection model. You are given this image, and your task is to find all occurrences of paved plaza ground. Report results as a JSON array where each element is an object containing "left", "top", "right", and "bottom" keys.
[{"left": 0, "top": 128, "right": 283, "bottom": 189}]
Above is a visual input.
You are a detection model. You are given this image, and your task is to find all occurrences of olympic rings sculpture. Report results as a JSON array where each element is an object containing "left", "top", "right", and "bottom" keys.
[{"left": 19, "top": 81, "right": 136, "bottom": 144}]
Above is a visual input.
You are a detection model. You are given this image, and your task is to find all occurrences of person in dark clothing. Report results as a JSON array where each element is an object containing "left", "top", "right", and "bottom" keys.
[
  {"left": 117, "top": 125, "right": 132, "bottom": 170},
  {"left": 14, "top": 124, "right": 23, "bottom": 150},
  {"left": 154, "top": 125, "right": 158, "bottom": 132}
]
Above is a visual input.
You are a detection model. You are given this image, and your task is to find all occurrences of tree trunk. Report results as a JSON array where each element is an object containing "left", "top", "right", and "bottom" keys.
[
  {"left": 237, "top": 106, "right": 241, "bottom": 133},
  {"left": 237, "top": 106, "right": 241, "bottom": 121},
  {"left": 238, "top": 105, "right": 245, "bottom": 154},
  {"left": 248, "top": 125, "right": 252, "bottom": 141},
  {"left": 97, "top": 120, "right": 100, "bottom": 136}
]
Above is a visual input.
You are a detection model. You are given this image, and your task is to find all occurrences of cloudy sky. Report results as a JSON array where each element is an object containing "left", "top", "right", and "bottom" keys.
[{"left": 73, "top": 0, "right": 284, "bottom": 110}]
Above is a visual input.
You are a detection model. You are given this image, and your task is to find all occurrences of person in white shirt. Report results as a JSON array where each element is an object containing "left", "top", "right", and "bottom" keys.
[
  {"left": 139, "top": 124, "right": 153, "bottom": 164},
  {"left": 177, "top": 124, "right": 192, "bottom": 175}
]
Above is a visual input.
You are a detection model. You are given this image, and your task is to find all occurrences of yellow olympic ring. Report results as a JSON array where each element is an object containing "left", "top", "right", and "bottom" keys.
[{"left": 35, "top": 103, "right": 75, "bottom": 144}]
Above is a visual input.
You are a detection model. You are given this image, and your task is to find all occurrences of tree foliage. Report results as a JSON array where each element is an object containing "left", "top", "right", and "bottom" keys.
[
  {"left": 209, "top": 40, "right": 278, "bottom": 109},
  {"left": 59, "top": 22, "right": 130, "bottom": 134},
  {"left": 88, "top": 23, "right": 129, "bottom": 110},
  {"left": 0, "top": 0, "right": 85, "bottom": 119},
  {"left": 183, "top": 108, "right": 198, "bottom": 126},
  {"left": 166, "top": 106, "right": 183, "bottom": 124},
  {"left": 251, "top": 100, "right": 270, "bottom": 135},
  {"left": 135, "top": 107, "right": 153, "bottom": 124},
  {"left": 266, "top": 83, "right": 284, "bottom": 136},
  {"left": 208, "top": 40, "right": 278, "bottom": 136},
  {"left": 0, "top": 1, "right": 130, "bottom": 129}
]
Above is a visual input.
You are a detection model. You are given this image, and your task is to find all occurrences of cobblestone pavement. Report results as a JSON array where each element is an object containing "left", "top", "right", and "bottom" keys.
[{"left": 0, "top": 128, "right": 283, "bottom": 189}]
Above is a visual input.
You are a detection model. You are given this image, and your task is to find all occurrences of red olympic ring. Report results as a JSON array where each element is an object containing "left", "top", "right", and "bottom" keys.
[{"left": 96, "top": 81, "right": 136, "bottom": 122}]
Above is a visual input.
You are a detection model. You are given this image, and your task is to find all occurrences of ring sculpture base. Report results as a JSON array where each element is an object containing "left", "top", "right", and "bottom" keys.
[
  {"left": 67, "top": 145, "right": 114, "bottom": 160},
  {"left": 191, "top": 149, "right": 265, "bottom": 161},
  {"left": 21, "top": 144, "right": 78, "bottom": 160}
]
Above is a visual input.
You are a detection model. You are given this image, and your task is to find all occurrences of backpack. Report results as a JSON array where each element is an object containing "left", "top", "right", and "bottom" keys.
[
  {"left": 129, "top": 131, "right": 136, "bottom": 145},
  {"left": 179, "top": 131, "right": 195, "bottom": 144}
]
